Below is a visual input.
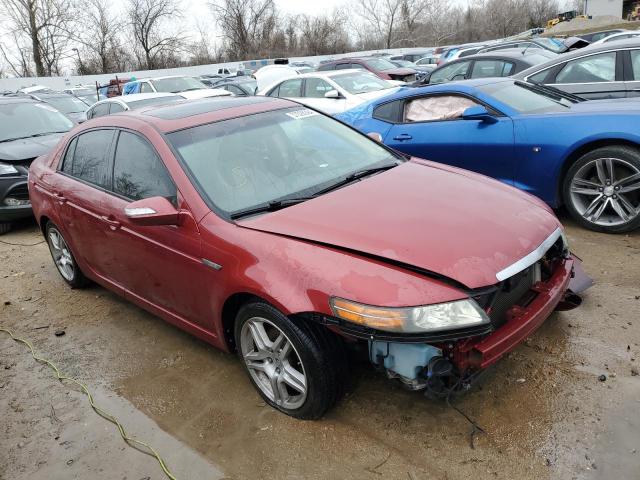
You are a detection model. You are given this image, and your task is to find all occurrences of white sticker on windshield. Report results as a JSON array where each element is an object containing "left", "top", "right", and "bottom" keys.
[
  {"left": 286, "top": 109, "right": 319, "bottom": 120},
  {"left": 34, "top": 103, "right": 58, "bottom": 112}
]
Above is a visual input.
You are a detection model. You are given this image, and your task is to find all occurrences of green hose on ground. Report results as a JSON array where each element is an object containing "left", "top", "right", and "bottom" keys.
[{"left": 0, "top": 327, "right": 179, "bottom": 480}]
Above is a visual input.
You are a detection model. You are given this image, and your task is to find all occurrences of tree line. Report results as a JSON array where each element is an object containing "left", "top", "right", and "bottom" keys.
[{"left": 0, "top": 0, "right": 571, "bottom": 78}]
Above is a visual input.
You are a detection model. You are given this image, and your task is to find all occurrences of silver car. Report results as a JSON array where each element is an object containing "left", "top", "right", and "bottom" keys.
[{"left": 513, "top": 39, "right": 640, "bottom": 99}]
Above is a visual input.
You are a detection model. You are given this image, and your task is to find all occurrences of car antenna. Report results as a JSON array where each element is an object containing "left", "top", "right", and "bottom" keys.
[{"left": 522, "top": 43, "right": 531, "bottom": 56}]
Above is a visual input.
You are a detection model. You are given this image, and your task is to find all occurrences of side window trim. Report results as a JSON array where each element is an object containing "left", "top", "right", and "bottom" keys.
[
  {"left": 58, "top": 128, "right": 117, "bottom": 192},
  {"left": 111, "top": 128, "right": 178, "bottom": 205},
  {"left": 373, "top": 92, "right": 505, "bottom": 125}
]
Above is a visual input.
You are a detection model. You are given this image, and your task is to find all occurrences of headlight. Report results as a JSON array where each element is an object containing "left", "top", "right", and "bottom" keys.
[
  {"left": 0, "top": 163, "right": 19, "bottom": 176},
  {"left": 329, "top": 297, "right": 489, "bottom": 333}
]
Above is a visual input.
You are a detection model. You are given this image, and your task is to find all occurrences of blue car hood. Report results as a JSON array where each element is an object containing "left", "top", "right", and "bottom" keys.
[{"left": 568, "top": 98, "right": 640, "bottom": 114}]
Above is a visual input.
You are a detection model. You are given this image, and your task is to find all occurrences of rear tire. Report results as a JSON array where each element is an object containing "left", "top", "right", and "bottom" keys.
[
  {"left": 234, "top": 301, "right": 345, "bottom": 419},
  {"left": 563, "top": 146, "right": 640, "bottom": 233},
  {"left": 45, "top": 222, "right": 88, "bottom": 288}
]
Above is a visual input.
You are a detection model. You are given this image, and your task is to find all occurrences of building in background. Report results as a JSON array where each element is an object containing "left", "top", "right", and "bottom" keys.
[{"left": 583, "top": 0, "right": 623, "bottom": 17}]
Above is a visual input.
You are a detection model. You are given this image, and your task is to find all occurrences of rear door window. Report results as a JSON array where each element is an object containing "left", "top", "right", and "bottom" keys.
[
  {"left": 429, "top": 61, "right": 471, "bottom": 84},
  {"left": 62, "top": 129, "right": 114, "bottom": 188},
  {"left": 554, "top": 52, "right": 616, "bottom": 83},
  {"left": 89, "top": 102, "right": 110, "bottom": 119},
  {"left": 471, "top": 60, "right": 515, "bottom": 78},
  {"left": 109, "top": 103, "right": 125, "bottom": 114},
  {"left": 139, "top": 82, "right": 154, "bottom": 93},
  {"left": 631, "top": 50, "right": 640, "bottom": 80},
  {"left": 112, "top": 131, "right": 176, "bottom": 203},
  {"left": 278, "top": 79, "right": 303, "bottom": 97}
]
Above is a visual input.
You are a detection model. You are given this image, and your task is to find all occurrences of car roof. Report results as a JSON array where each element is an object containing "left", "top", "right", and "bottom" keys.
[
  {"left": 0, "top": 96, "right": 39, "bottom": 105},
  {"left": 298, "top": 69, "right": 368, "bottom": 78},
  {"left": 89, "top": 96, "right": 296, "bottom": 133},
  {"left": 34, "top": 92, "right": 77, "bottom": 98},
  {"left": 514, "top": 38, "right": 640, "bottom": 78},
  {"left": 471, "top": 48, "right": 556, "bottom": 60}
]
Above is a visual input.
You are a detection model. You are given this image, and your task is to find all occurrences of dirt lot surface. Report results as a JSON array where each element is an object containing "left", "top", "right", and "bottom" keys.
[{"left": 1, "top": 215, "right": 639, "bottom": 480}]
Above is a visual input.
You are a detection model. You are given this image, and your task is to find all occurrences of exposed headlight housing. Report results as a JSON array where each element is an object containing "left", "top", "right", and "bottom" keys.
[
  {"left": 0, "top": 162, "right": 19, "bottom": 176},
  {"left": 329, "top": 297, "right": 490, "bottom": 333}
]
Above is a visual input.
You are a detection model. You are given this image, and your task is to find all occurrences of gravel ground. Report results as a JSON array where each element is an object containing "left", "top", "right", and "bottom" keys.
[{"left": 1, "top": 214, "right": 639, "bottom": 480}]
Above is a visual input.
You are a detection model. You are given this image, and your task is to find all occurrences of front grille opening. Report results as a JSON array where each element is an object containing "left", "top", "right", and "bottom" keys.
[{"left": 6, "top": 184, "right": 29, "bottom": 201}]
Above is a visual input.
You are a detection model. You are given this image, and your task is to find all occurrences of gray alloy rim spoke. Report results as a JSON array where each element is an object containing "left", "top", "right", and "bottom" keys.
[
  {"left": 280, "top": 363, "right": 307, "bottom": 395},
  {"left": 610, "top": 198, "right": 630, "bottom": 222},
  {"left": 240, "top": 317, "right": 308, "bottom": 410},
  {"left": 571, "top": 178, "right": 601, "bottom": 196},
  {"left": 48, "top": 229, "right": 74, "bottom": 281},
  {"left": 617, "top": 172, "right": 640, "bottom": 194},
  {"left": 571, "top": 157, "right": 640, "bottom": 227}
]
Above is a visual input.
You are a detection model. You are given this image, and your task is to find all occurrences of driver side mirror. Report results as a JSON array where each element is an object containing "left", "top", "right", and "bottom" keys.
[
  {"left": 324, "top": 89, "right": 342, "bottom": 99},
  {"left": 461, "top": 105, "right": 498, "bottom": 124},
  {"left": 124, "top": 196, "right": 180, "bottom": 226}
]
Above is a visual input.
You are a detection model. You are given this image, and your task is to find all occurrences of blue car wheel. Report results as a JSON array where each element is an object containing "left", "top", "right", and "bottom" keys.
[{"left": 563, "top": 146, "right": 640, "bottom": 233}]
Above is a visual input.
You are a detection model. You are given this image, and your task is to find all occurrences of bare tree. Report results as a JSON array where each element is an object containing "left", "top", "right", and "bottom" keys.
[
  {"left": 1, "top": 0, "right": 74, "bottom": 76},
  {"left": 298, "top": 10, "right": 351, "bottom": 56},
  {"left": 209, "top": 0, "right": 277, "bottom": 60},
  {"left": 355, "top": 0, "right": 403, "bottom": 49},
  {"left": 74, "top": 0, "right": 124, "bottom": 74},
  {"left": 128, "top": 0, "right": 185, "bottom": 70},
  {"left": 526, "top": 0, "right": 560, "bottom": 27}
]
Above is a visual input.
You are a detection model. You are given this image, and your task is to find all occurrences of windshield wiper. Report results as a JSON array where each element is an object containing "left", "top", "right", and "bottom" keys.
[
  {"left": 0, "top": 131, "right": 67, "bottom": 143},
  {"left": 515, "top": 80, "right": 585, "bottom": 103},
  {"left": 229, "top": 163, "right": 399, "bottom": 220},
  {"left": 230, "top": 196, "right": 316, "bottom": 220},
  {"left": 313, "top": 163, "right": 399, "bottom": 196}
]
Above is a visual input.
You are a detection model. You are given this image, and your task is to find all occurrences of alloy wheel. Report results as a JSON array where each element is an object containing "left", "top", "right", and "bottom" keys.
[
  {"left": 569, "top": 157, "right": 640, "bottom": 227},
  {"left": 47, "top": 227, "right": 75, "bottom": 282},
  {"left": 240, "top": 317, "right": 307, "bottom": 409}
]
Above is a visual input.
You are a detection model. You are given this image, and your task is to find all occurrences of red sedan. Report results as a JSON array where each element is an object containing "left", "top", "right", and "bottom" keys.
[{"left": 29, "top": 97, "right": 582, "bottom": 419}]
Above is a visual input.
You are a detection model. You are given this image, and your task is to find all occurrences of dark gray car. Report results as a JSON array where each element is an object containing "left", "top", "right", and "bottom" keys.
[
  {"left": 0, "top": 97, "right": 73, "bottom": 233},
  {"left": 417, "top": 49, "right": 557, "bottom": 85},
  {"left": 513, "top": 40, "right": 640, "bottom": 99},
  {"left": 28, "top": 92, "right": 88, "bottom": 124}
]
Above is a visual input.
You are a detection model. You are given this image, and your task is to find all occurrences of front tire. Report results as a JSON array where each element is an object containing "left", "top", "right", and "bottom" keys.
[
  {"left": 563, "top": 146, "right": 640, "bottom": 233},
  {"left": 234, "top": 302, "right": 343, "bottom": 419},
  {"left": 45, "top": 222, "right": 88, "bottom": 288}
]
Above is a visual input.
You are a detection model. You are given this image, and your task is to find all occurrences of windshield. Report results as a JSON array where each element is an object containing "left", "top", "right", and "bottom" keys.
[
  {"left": 77, "top": 94, "right": 99, "bottom": 105},
  {"left": 150, "top": 77, "right": 207, "bottom": 93},
  {"left": 478, "top": 81, "right": 573, "bottom": 113},
  {"left": 364, "top": 58, "right": 399, "bottom": 71},
  {"left": 44, "top": 96, "right": 88, "bottom": 114},
  {"left": 332, "top": 72, "right": 392, "bottom": 94},
  {"left": 534, "top": 37, "right": 567, "bottom": 53},
  {"left": 0, "top": 102, "right": 73, "bottom": 141},
  {"left": 127, "top": 96, "right": 183, "bottom": 110},
  {"left": 167, "top": 107, "right": 399, "bottom": 216}
]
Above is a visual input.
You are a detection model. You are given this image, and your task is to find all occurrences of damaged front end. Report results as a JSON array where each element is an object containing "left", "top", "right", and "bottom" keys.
[{"left": 323, "top": 230, "right": 590, "bottom": 397}]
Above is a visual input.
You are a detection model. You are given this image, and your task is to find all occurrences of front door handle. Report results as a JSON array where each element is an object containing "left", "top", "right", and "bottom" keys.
[
  {"left": 54, "top": 192, "right": 66, "bottom": 204},
  {"left": 393, "top": 133, "right": 413, "bottom": 141},
  {"left": 101, "top": 215, "right": 121, "bottom": 230}
]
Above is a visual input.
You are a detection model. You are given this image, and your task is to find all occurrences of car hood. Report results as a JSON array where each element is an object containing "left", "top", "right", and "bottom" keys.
[
  {"left": 0, "top": 132, "right": 65, "bottom": 162},
  {"left": 237, "top": 160, "right": 560, "bottom": 290}
]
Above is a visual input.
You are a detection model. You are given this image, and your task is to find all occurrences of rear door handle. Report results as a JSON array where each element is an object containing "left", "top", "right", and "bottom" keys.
[
  {"left": 101, "top": 215, "right": 121, "bottom": 230},
  {"left": 393, "top": 133, "right": 413, "bottom": 141}
]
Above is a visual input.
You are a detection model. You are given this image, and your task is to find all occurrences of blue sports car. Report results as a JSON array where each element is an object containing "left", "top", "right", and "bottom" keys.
[{"left": 336, "top": 78, "right": 640, "bottom": 233}]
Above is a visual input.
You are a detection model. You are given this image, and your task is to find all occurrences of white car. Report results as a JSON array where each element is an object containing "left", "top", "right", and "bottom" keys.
[
  {"left": 123, "top": 75, "right": 232, "bottom": 100},
  {"left": 257, "top": 70, "right": 399, "bottom": 115},
  {"left": 84, "top": 93, "right": 184, "bottom": 121},
  {"left": 253, "top": 65, "right": 313, "bottom": 91},
  {"left": 590, "top": 30, "right": 640, "bottom": 45}
]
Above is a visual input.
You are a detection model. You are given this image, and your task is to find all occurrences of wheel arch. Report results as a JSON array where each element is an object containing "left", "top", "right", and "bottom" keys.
[
  {"left": 557, "top": 138, "right": 640, "bottom": 206},
  {"left": 220, "top": 292, "right": 282, "bottom": 352},
  {"left": 39, "top": 215, "right": 51, "bottom": 236}
]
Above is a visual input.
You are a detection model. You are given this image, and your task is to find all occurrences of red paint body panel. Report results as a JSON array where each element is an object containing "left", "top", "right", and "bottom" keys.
[
  {"left": 240, "top": 159, "right": 561, "bottom": 289},
  {"left": 454, "top": 256, "right": 574, "bottom": 370}
]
